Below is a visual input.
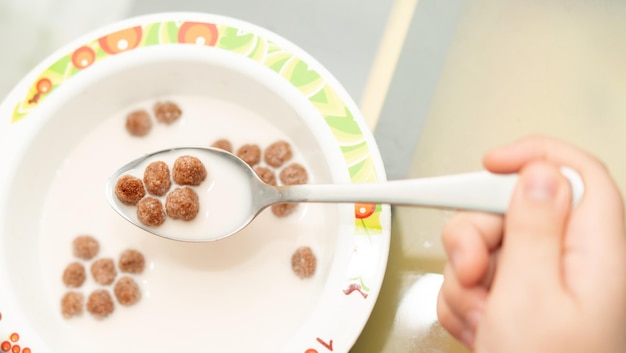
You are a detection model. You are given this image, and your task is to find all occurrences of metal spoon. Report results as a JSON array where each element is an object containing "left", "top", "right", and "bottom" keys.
[{"left": 106, "top": 146, "right": 584, "bottom": 242}]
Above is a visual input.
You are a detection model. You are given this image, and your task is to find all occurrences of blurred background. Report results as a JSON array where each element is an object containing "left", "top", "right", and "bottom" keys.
[{"left": 2, "top": 0, "right": 626, "bottom": 352}]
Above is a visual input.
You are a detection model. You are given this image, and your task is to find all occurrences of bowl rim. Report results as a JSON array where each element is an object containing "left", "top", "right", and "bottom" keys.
[{"left": 0, "top": 11, "right": 391, "bottom": 353}]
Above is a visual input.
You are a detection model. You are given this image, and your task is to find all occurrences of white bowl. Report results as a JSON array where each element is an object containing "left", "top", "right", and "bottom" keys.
[{"left": 0, "top": 12, "right": 390, "bottom": 353}]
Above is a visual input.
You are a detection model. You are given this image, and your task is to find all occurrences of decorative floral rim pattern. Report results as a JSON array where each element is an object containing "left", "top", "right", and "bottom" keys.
[{"left": 2, "top": 15, "right": 390, "bottom": 353}]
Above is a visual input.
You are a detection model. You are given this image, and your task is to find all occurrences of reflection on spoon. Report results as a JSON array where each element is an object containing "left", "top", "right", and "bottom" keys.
[{"left": 106, "top": 147, "right": 584, "bottom": 242}]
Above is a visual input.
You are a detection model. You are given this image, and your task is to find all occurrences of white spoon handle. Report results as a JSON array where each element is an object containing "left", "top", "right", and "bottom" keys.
[{"left": 279, "top": 168, "right": 584, "bottom": 213}]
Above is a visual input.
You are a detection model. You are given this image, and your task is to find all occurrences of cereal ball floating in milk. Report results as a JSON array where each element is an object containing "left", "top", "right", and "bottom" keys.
[
  {"left": 236, "top": 144, "right": 261, "bottom": 166},
  {"left": 291, "top": 246, "right": 317, "bottom": 279},
  {"left": 254, "top": 166, "right": 277, "bottom": 186},
  {"left": 172, "top": 155, "right": 207, "bottom": 186},
  {"left": 125, "top": 109, "right": 152, "bottom": 137},
  {"left": 280, "top": 163, "right": 308, "bottom": 185},
  {"left": 115, "top": 175, "right": 146, "bottom": 206},
  {"left": 264, "top": 140, "right": 292, "bottom": 168},
  {"left": 62, "top": 262, "right": 86, "bottom": 288},
  {"left": 211, "top": 138, "right": 233, "bottom": 153},
  {"left": 61, "top": 291, "right": 84, "bottom": 318},
  {"left": 165, "top": 187, "right": 200, "bottom": 221},
  {"left": 153, "top": 101, "right": 182, "bottom": 124},
  {"left": 271, "top": 203, "right": 298, "bottom": 218},
  {"left": 143, "top": 161, "right": 171, "bottom": 196},
  {"left": 72, "top": 235, "right": 99, "bottom": 260},
  {"left": 91, "top": 258, "right": 117, "bottom": 286},
  {"left": 86, "top": 290, "right": 114, "bottom": 318},
  {"left": 114, "top": 277, "right": 141, "bottom": 306},
  {"left": 118, "top": 249, "right": 146, "bottom": 274},
  {"left": 137, "top": 197, "right": 166, "bottom": 227}
]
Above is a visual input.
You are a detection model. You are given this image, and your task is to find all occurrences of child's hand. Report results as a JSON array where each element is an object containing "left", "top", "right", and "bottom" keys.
[{"left": 437, "top": 136, "right": 626, "bottom": 352}]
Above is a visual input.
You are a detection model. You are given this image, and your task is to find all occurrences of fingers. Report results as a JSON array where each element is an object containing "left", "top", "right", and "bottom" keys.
[
  {"left": 437, "top": 264, "right": 487, "bottom": 348},
  {"left": 437, "top": 292, "right": 472, "bottom": 348},
  {"left": 439, "top": 212, "right": 501, "bottom": 348},
  {"left": 496, "top": 161, "right": 572, "bottom": 289},
  {"left": 442, "top": 212, "right": 503, "bottom": 286},
  {"left": 483, "top": 135, "right": 626, "bottom": 289}
]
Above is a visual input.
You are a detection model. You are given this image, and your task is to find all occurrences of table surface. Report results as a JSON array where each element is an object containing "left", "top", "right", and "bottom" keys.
[{"left": 3, "top": 1, "right": 626, "bottom": 352}]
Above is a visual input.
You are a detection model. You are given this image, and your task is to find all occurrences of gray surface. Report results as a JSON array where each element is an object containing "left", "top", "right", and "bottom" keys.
[
  {"left": 374, "top": 0, "right": 465, "bottom": 179},
  {"left": 0, "top": 0, "right": 131, "bottom": 99},
  {"left": 130, "top": 0, "right": 393, "bottom": 102}
]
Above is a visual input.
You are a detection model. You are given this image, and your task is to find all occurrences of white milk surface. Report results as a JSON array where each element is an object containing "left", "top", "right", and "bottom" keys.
[{"left": 38, "top": 95, "right": 336, "bottom": 353}]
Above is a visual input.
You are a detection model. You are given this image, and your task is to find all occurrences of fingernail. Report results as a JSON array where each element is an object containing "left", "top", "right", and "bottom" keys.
[{"left": 523, "top": 165, "right": 558, "bottom": 201}]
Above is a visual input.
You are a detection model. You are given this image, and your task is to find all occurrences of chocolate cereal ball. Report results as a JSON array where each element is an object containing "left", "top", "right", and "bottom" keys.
[
  {"left": 166, "top": 187, "right": 200, "bottom": 221},
  {"left": 153, "top": 101, "right": 182, "bottom": 124},
  {"left": 291, "top": 246, "right": 317, "bottom": 279},
  {"left": 115, "top": 175, "right": 146, "bottom": 206},
  {"left": 172, "top": 155, "right": 207, "bottom": 186},
  {"left": 61, "top": 291, "right": 84, "bottom": 318},
  {"left": 72, "top": 235, "right": 99, "bottom": 260},
  {"left": 114, "top": 277, "right": 141, "bottom": 306},
  {"left": 118, "top": 249, "right": 145, "bottom": 274},
  {"left": 86, "top": 290, "right": 114, "bottom": 318},
  {"left": 143, "top": 161, "right": 171, "bottom": 196},
  {"left": 91, "top": 258, "right": 117, "bottom": 285},
  {"left": 280, "top": 163, "right": 308, "bottom": 185},
  {"left": 62, "top": 262, "right": 86, "bottom": 288},
  {"left": 236, "top": 144, "right": 261, "bottom": 166},
  {"left": 137, "top": 197, "right": 165, "bottom": 227},
  {"left": 125, "top": 109, "right": 152, "bottom": 137},
  {"left": 254, "top": 166, "right": 277, "bottom": 186},
  {"left": 264, "top": 140, "right": 292, "bottom": 167},
  {"left": 211, "top": 139, "right": 233, "bottom": 153},
  {"left": 271, "top": 203, "right": 298, "bottom": 218}
]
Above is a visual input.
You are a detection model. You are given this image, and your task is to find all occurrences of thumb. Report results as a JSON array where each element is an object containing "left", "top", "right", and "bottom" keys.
[{"left": 497, "top": 161, "right": 572, "bottom": 288}]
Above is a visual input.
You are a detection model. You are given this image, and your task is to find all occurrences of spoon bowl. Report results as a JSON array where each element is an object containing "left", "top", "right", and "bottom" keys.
[
  {"left": 106, "top": 147, "right": 585, "bottom": 242},
  {"left": 106, "top": 147, "right": 265, "bottom": 242}
]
